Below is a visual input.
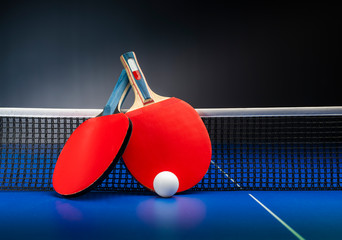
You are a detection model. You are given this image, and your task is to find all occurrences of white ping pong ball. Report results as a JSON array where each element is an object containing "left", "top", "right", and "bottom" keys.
[{"left": 153, "top": 171, "right": 179, "bottom": 198}]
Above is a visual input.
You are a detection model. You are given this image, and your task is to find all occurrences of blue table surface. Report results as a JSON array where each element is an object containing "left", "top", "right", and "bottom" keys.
[{"left": 0, "top": 190, "right": 341, "bottom": 240}]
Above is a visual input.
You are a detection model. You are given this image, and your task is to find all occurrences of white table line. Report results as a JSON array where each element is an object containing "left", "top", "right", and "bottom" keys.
[{"left": 211, "top": 160, "right": 305, "bottom": 240}]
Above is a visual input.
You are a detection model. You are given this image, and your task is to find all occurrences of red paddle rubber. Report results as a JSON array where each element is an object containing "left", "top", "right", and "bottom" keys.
[
  {"left": 53, "top": 113, "right": 131, "bottom": 197},
  {"left": 123, "top": 98, "right": 212, "bottom": 192}
]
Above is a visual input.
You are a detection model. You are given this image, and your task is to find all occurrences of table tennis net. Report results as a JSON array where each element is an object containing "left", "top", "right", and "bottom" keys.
[{"left": 1, "top": 108, "right": 341, "bottom": 191}]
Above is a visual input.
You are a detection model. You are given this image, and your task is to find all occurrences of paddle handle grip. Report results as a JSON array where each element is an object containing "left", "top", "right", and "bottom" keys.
[
  {"left": 120, "top": 52, "right": 154, "bottom": 105},
  {"left": 102, "top": 69, "right": 131, "bottom": 116}
]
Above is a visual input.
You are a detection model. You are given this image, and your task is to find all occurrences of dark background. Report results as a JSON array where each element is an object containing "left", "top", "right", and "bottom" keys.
[{"left": 0, "top": 0, "right": 340, "bottom": 109}]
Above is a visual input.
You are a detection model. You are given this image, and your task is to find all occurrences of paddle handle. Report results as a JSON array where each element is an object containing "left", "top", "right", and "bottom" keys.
[
  {"left": 102, "top": 69, "right": 131, "bottom": 116},
  {"left": 120, "top": 51, "right": 168, "bottom": 111},
  {"left": 120, "top": 51, "right": 154, "bottom": 105}
]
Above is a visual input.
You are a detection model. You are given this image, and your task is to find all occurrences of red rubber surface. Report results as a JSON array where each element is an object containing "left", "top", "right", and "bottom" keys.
[
  {"left": 123, "top": 97, "right": 212, "bottom": 192},
  {"left": 53, "top": 113, "right": 130, "bottom": 196}
]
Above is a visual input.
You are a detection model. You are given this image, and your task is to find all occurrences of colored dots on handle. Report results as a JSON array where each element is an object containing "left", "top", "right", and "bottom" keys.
[
  {"left": 133, "top": 70, "right": 141, "bottom": 80},
  {"left": 127, "top": 58, "right": 141, "bottom": 80}
]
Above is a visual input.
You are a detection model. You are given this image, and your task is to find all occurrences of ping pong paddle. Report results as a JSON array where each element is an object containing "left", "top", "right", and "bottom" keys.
[
  {"left": 120, "top": 51, "right": 212, "bottom": 193},
  {"left": 53, "top": 70, "right": 132, "bottom": 197}
]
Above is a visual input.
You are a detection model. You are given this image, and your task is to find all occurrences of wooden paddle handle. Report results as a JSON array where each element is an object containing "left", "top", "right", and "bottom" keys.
[
  {"left": 120, "top": 51, "right": 154, "bottom": 105},
  {"left": 120, "top": 51, "right": 168, "bottom": 111}
]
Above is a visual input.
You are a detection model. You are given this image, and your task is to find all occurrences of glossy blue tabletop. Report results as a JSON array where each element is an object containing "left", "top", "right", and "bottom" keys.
[{"left": 0, "top": 191, "right": 341, "bottom": 240}]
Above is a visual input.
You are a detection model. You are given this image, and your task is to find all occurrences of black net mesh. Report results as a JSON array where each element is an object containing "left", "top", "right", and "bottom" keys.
[{"left": 1, "top": 115, "right": 341, "bottom": 191}]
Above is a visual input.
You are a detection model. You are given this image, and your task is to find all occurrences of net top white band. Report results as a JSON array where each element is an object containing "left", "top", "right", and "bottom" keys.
[{"left": 1, "top": 106, "right": 342, "bottom": 118}]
